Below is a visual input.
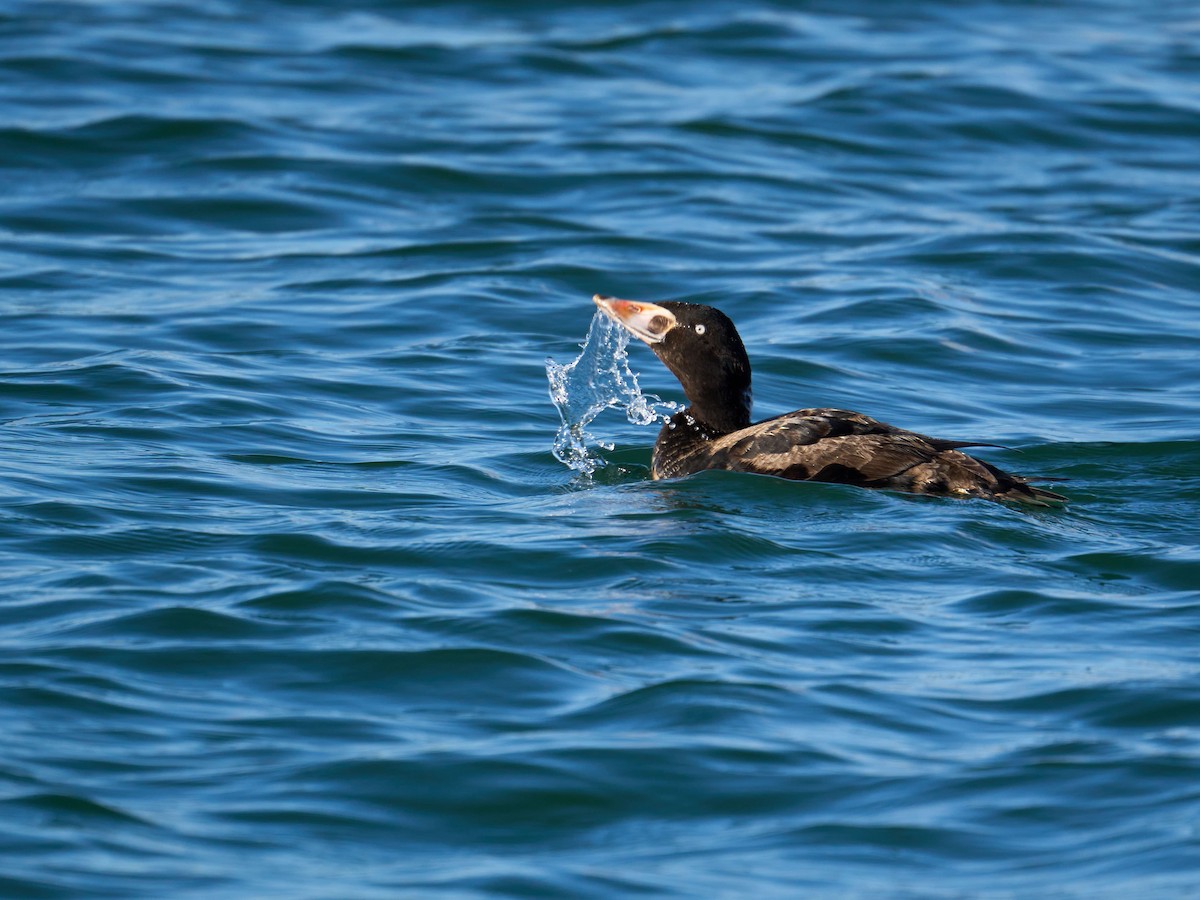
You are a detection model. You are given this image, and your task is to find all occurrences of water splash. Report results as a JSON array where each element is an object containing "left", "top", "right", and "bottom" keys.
[{"left": 547, "top": 310, "right": 680, "bottom": 475}]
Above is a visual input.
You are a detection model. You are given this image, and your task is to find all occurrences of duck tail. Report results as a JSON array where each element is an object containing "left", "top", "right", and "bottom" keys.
[{"left": 1001, "top": 480, "right": 1069, "bottom": 506}]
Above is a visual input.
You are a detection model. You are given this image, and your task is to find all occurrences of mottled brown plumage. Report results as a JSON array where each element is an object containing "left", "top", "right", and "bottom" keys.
[{"left": 594, "top": 294, "right": 1066, "bottom": 505}]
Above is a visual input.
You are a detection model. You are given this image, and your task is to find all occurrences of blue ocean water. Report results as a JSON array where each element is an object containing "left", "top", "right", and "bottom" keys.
[{"left": 2, "top": 1, "right": 1199, "bottom": 896}]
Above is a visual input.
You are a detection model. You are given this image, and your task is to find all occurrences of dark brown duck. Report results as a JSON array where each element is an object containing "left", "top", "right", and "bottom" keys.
[{"left": 594, "top": 294, "right": 1066, "bottom": 505}]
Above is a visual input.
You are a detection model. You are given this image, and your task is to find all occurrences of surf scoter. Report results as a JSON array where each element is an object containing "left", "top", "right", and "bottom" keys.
[{"left": 593, "top": 294, "right": 1065, "bottom": 505}]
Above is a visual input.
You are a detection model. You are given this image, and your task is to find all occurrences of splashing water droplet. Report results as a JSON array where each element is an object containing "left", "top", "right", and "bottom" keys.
[{"left": 546, "top": 310, "right": 680, "bottom": 475}]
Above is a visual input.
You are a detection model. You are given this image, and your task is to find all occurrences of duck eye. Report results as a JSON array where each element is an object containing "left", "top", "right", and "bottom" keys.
[
  {"left": 648, "top": 315, "right": 669, "bottom": 334},
  {"left": 695, "top": 324, "right": 706, "bottom": 335}
]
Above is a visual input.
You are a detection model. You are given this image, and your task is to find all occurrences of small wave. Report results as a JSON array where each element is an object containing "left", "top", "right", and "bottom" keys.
[{"left": 546, "top": 309, "right": 679, "bottom": 476}]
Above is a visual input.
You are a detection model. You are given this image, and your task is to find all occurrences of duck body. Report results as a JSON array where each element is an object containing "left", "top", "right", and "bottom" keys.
[
  {"left": 594, "top": 294, "right": 1065, "bottom": 505},
  {"left": 654, "top": 406, "right": 1048, "bottom": 501}
]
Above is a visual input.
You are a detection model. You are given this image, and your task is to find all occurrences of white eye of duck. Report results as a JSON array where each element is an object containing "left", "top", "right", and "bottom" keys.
[{"left": 695, "top": 324, "right": 706, "bottom": 335}]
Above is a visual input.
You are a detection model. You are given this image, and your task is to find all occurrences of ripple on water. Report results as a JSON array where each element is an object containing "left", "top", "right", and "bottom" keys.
[{"left": 2, "top": 1, "right": 1200, "bottom": 898}]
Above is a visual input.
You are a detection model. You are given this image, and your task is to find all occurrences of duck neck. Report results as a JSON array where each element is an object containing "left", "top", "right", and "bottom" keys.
[{"left": 681, "top": 386, "right": 752, "bottom": 437}]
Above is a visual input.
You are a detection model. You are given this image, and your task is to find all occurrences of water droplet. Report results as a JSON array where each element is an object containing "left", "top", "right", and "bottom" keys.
[{"left": 546, "top": 311, "right": 680, "bottom": 476}]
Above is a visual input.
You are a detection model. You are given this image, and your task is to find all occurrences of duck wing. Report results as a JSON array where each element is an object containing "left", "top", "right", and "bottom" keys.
[
  {"left": 707, "top": 408, "right": 939, "bottom": 484},
  {"left": 706, "top": 408, "right": 1061, "bottom": 503}
]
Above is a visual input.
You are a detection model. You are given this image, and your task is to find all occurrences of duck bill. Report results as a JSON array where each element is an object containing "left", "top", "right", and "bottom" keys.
[{"left": 593, "top": 294, "right": 677, "bottom": 345}]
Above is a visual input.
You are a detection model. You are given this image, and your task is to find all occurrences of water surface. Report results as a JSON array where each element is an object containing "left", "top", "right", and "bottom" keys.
[{"left": 2, "top": 1, "right": 1199, "bottom": 897}]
